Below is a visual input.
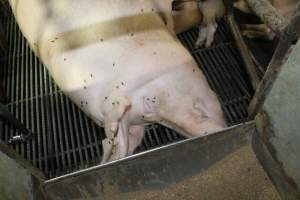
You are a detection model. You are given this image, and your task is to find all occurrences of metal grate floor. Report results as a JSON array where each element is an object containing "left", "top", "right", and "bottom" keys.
[{"left": 0, "top": 15, "right": 253, "bottom": 178}]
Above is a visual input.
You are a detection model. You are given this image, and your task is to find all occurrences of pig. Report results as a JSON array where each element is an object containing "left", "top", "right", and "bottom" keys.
[
  {"left": 8, "top": 0, "right": 226, "bottom": 163},
  {"left": 172, "top": 0, "right": 202, "bottom": 34},
  {"left": 172, "top": 0, "right": 225, "bottom": 47},
  {"left": 234, "top": 0, "right": 298, "bottom": 40},
  {"left": 196, "top": 0, "right": 226, "bottom": 47}
]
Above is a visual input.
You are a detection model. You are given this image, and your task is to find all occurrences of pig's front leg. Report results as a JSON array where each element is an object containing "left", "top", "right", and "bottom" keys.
[
  {"left": 196, "top": 0, "right": 225, "bottom": 47},
  {"left": 101, "top": 94, "right": 131, "bottom": 164},
  {"left": 196, "top": 21, "right": 219, "bottom": 48},
  {"left": 205, "top": 23, "right": 218, "bottom": 47},
  {"left": 196, "top": 25, "right": 208, "bottom": 47},
  {"left": 196, "top": 23, "right": 218, "bottom": 47},
  {"left": 101, "top": 118, "right": 130, "bottom": 164}
]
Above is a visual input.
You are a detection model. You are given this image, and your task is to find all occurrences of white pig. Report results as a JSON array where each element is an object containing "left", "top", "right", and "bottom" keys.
[
  {"left": 172, "top": 1, "right": 202, "bottom": 34},
  {"left": 8, "top": 0, "right": 226, "bottom": 163},
  {"left": 196, "top": 0, "right": 226, "bottom": 47}
]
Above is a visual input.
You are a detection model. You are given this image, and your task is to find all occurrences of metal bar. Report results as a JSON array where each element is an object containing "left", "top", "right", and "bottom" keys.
[
  {"left": 49, "top": 90, "right": 61, "bottom": 174},
  {"left": 245, "top": 0, "right": 287, "bottom": 34},
  {"left": 5, "top": 20, "right": 12, "bottom": 102},
  {"left": 248, "top": 8, "right": 300, "bottom": 119},
  {"left": 34, "top": 56, "right": 43, "bottom": 171},
  {"left": 152, "top": 126, "right": 162, "bottom": 146},
  {"left": 0, "top": 103, "right": 32, "bottom": 136},
  {"left": 65, "top": 97, "right": 79, "bottom": 168},
  {"left": 254, "top": 113, "right": 300, "bottom": 199},
  {"left": 76, "top": 109, "right": 89, "bottom": 167},
  {"left": 70, "top": 103, "right": 84, "bottom": 168},
  {"left": 157, "top": 125, "right": 169, "bottom": 145},
  {"left": 54, "top": 91, "right": 66, "bottom": 171},
  {"left": 227, "top": 14, "right": 260, "bottom": 89},
  {"left": 60, "top": 93, "right": 72, "bottom": 170},
  {"left": 42, "top": 66, "right": 52, "bottom": 176},
  {"left": 90, "top": 122, "right": 101, "bottom": 159},
  {"left": 219, "top": 45, "right": 251, "bottom": 97},
  {"left": 83, "top": 116, "right": 95, "bottom": 162}
]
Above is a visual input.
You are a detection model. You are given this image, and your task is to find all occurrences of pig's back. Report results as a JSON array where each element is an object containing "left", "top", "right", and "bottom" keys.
[{"left": 8, "top": 0, "right": 183, "bottom": 88}]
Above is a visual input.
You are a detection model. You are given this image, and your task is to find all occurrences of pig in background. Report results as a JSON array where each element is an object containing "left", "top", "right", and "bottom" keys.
[
  {"left": 196, "top": 0, "right": 226, "bottom": 47},
  {"left": 172, "top": 0, "right": 226, "bottom": 47}
]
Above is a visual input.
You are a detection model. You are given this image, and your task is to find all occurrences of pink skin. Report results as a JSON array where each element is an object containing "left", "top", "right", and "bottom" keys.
[{"left": 102, "top": 66, "right": 226, "bottom": 163}]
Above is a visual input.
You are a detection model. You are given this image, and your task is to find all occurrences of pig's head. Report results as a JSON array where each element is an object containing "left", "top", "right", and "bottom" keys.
[
  {"left": 138, "top": 65, "right": 226, "bottom": 138},
  {"left": 101, "top": 61, "right": 226, "bottom": 163}
]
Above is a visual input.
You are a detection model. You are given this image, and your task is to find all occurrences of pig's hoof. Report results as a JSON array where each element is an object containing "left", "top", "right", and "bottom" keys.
[
  {"left": 195, "top": 40, "right": 204, "bottom": 48},
  {"left": 101, "top": 138, "right": 113, "bottom": 164}
]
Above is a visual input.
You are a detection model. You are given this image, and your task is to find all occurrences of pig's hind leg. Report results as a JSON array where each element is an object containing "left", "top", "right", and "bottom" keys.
[{"left": 128, "top": 125, "right": 145, "bottom": 155}]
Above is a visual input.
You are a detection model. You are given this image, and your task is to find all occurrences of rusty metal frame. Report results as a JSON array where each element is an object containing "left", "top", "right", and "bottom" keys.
[
  {"left": 0, "top": 141, "right": 46, "bottom": 200},
  {"left": 245, "top": 0, "right": 287, "bottom": 34},
  {"left": 248, "top": 5, "right": 300, "bottom": 118},
  {"left": 254, "top": 112, "right": 300, "bottom": 199},
  {"left": 226, "top": 13, "right": 260, "bottom": 89}
]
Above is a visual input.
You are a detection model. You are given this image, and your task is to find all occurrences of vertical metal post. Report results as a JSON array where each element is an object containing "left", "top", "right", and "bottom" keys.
[
  {"left": 245, "top": 0, "right": 287, "bottom": 34},
  {"left": 248, "top": 7, "right": 300, "bottom": 118},
  {"left": 227, "top": 13, "right": 260, "bottom": 89}
]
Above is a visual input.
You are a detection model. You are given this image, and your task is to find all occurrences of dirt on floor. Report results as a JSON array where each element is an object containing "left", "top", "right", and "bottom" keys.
[{"left": 101, "top": 144, "right": 281, "bottom": 200}]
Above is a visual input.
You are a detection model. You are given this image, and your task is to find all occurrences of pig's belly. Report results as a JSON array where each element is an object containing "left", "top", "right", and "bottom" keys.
[{"left": 47, "top": 31, "right": 192, "bottom": 126}]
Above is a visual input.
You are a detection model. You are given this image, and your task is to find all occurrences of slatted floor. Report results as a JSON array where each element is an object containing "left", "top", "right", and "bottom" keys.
[{"left": 0, "top": 14, "right": 253, "bottom": 178}]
